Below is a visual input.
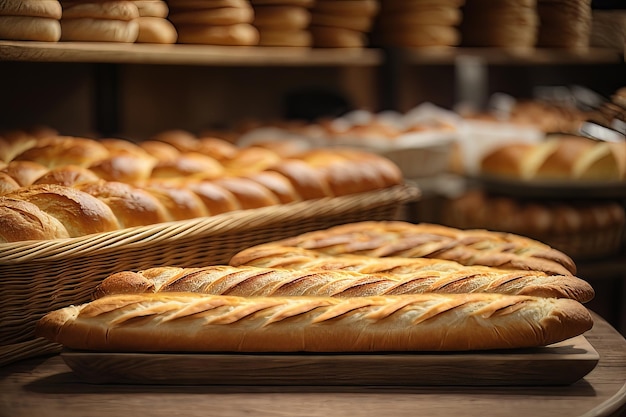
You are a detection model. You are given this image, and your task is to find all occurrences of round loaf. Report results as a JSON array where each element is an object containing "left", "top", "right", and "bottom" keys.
[
  {"left": 176, "top": 23, "right": 259, "bottom": 45},
  {"left": 0, "top": 197, "right": 70, "bottom": 243},
  {"left": 4, "top": 184, "right": 120, "bottom": 237},
  {"left": 0, "top": 0, "right": 62, "bottom": 19},
  {"left": 61, "top": 17, "right": 139, "bottom": 42},
  {"left": 61, "top": 1, "right": 140, "bottom": 20},
  {"left": 136, "top": 16, "right": 178, "bottom": 43},
  {"left": 0, "top": 16, "right": 61, "bottom": 41}
]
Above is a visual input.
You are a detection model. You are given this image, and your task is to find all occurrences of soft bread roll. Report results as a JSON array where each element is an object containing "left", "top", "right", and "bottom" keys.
[
  {"left": 61, "top": 1, "right": 140, "bottom": 20},
  {"left": 176, "top": 23, "right": 259, "bottom": 45},
  {"left": 4, "top": 184, "right": 120, "bottom": 237},
  {"left": 253, "top": 6, "right": 311, "bottom": 30},
  {"left": 0, "top": 0, "right": 62, "bottom": 19},
  {"left": 133, "top": 0, "right": 169, "bottom": 17},
  {"left": 60, "top": 17, "right": 139, "bottom": 42},
  {"left": 262, "top": 221, "right": 578, "bottom": 276},
  {"left": 35, "top": 292, "right": 594, "bottom": 352},
  {"left": 168, "top": 6, "right": 254, "bottom": 25},
  {"left": 136, "top": 16, "right": 177, "bottom": 43},
  {"left": 94, "top": 262, "right": 595, "bottom": 302},
  {"left": 0, "top": 16, "right": 61, "bottom": 41},
  {"left": 0, "top": 197, "right": 70, "bottom": 243},
  {"left": 13, "top": 136, "right": 110, "bottom": 169},
  {"left": 32, "top": 165, "right": 101, "bottom": 187},
  {"left": 1, "top": 160, "right": 49, "bottom": 186}
]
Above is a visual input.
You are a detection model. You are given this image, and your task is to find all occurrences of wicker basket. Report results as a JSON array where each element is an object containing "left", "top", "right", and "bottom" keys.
[{"left": 0, "top": 184, "right": 419, "bottom": 366}]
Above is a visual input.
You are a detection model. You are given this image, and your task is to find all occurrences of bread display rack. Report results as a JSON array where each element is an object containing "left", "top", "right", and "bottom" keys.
[{"left": 0, "top": 183, "right": 419, "bottom": 367}]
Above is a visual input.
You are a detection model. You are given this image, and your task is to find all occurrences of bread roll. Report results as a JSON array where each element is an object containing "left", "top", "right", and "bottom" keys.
[
  {"left": 1, "top": 160, "right": 49, "bottom": 186},
  {"left": 61, "top": 17, "right": 139, "bottom": 42},
  {"left": 0, "top": 197, "right": 70, "bottom": 243},
  {"left": 0, "top": 16, "right": 61, "bottom": 42},
  {"left": 176, "top": 23, "right": 259, "bottom": 45},
  {"left": 0, "top": 0, "right": 62, "bottom": 19},
  {"left": 94, "top": 261, "right": 595, "bottom": 302},
  {"left": 136, "top": 16, "right": 178, "bottom": 43},
  {"left": 4, "top": 184, "right": 120, "bottom": 237},
  {"left": 0, "top": 172, "right": 20, "bottom": 196},
  {"left": 253, "top": 6, "right": 311, "bottom": 30},
  {"left": 35, "top": 292, "right": 594, "bottom": 352},
  {"left": 262, "top": 221, "right": 578, "bottom": 276},
  {"left": 61, "top": 1, "right": 140, "bottom": 20},
  {"left": 32, "top": 165, "right": 101, "bottom": 187},
  {"left": 168, "top": 6, "right": 254, "bottom": 25},
  {"left": 133, "top": 0, "right": 169, "bottom": 17},
  {"left": 13, "top": 136, "right": 110, "bottom": 169}
]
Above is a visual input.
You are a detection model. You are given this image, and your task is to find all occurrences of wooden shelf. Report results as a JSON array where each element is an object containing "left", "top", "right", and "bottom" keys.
[
  {"left": 0, "top": 41, "right": 383, "bottom": 67},
  {"left": 396, "top": 46, "right": 624, "bottom": 65}
]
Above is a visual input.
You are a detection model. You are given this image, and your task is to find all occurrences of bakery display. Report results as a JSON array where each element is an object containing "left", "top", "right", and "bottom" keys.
[
  {"left": 35, "top": 292, "right": 593, "bottom": 352},
  {"left": 0, "top": 0, "right": 62, "bottom": 42}
]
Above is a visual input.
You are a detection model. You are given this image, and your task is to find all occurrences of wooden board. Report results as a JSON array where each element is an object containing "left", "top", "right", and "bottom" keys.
[{"left": 61, "top": 335, "right": 599, "bottom": 387}]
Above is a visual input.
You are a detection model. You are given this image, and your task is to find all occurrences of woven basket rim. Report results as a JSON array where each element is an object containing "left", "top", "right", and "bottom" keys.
[{"left": 0, "top": 184, "right": 419, "bottom": 264}]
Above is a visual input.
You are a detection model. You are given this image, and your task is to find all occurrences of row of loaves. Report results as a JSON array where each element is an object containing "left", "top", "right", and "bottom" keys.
[
  {"left": 0, "top": 131, "right": 403, "bottom": 243},
  {"left": 37, "top": 220, "right": 595, "bottom": 352}
]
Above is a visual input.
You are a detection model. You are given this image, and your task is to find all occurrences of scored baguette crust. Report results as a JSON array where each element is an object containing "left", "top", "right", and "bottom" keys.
[
  {"left": 35, "top": 292, "right": 593, "bottom": 352},
  {"left": 93, "top": 262, "right": 595, "bottom": 302},
  {"left": 262, "top": 221, "right": 577, "bottom": 276}
]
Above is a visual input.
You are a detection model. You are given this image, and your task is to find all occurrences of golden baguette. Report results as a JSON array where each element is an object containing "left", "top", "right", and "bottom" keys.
[
  {"left": 251, "top": 221, "right": 578, "bottom": 276},
  {"left": 35, "top": 292, "right": 593, "bottom": 352},
  {"left": 93, "top": 263, "right": 594, "bottom": 303}
]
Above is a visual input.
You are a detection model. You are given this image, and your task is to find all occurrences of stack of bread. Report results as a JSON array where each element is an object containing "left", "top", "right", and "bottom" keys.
[
  {"left": 0, "top": 129, "right": 405, "bottom": 243},
  {"left": 372, "top": 0, "right": 462, "bottom": 48},
  {"left": 167, "top": 0, "right": 259, "bottom": 46},
  {"left": 133, "top": 0, "right": 177, "bottom": 43},
  {"left": 251, "top": 0, "right": 313, "bottom": 47},
  {"left": 536, "top": 0, "right": 592, "bottom": 50},
  {"left": 35, "top": 220, "right": 595, "bottom": 354},
  {"left": 0, "top": 0, "right": 62, "bottom": 42},
  {"left": 60, "top": 1, "right": 140, "bottom": 42},
  {"left": 460, "top": 0, "right": 538, "bottom": 48},
  {"left": 307, "top": 0, "right": 379, "bottom": 48}
]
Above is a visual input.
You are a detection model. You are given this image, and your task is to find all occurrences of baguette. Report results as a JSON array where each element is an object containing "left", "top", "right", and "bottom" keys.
[
  {"left": 260, "top": 221, "right": 578, "bottom": 276},
  {"left": 93, "top": 262, "right": 595, "bottom": 302},
  {"left": 35, "top": 292, "right": 594, "bottom": 352}
]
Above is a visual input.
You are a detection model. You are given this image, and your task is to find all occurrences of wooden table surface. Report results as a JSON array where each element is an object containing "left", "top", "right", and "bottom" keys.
[{"left": 1, "top": 312, "right": 626, "bottom": 417}]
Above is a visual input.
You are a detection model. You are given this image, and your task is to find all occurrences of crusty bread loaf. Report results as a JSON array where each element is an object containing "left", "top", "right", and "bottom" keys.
[
  {"left": 93, "top": 261, "right": 595, "bottom": 302},
  {"left": 256, "top": 221, "right": 578, "bottom": 276},
  {"left": 0, "top": 197, "right": 70, "bottom": 243},
  {"left": 480, "top": 136, "right": 626, "bottom": 181},
  {"left": 35, "top": 292, "right": 594, "bottom": 352}
]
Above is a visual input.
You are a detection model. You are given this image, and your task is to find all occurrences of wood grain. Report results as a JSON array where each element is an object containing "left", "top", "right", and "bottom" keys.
[{"left": 59, "top": 335, "right": 599, "bottom": 386}]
